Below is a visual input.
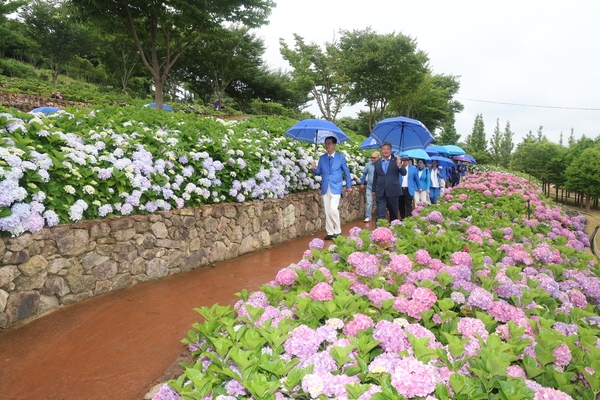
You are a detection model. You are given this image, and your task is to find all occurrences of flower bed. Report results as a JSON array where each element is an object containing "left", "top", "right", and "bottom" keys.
[
  {"left": 0, "top": 106, "right": 364, "bottom": 237},
  {"left": 155, "top": 171, "right": 599, "bottom": 400}
]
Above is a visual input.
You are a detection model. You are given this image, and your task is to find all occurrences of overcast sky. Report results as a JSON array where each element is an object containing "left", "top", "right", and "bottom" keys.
[{"left": 255, "top": 0, "right": 600, "bottom": 146}]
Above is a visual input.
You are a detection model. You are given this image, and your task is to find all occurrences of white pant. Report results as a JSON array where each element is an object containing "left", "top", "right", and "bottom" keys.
[
  {"left": 322, "top": 187, "right": 341, "bottom": 235},
  {"left": 414, "top": 190, "right": 430, "bottom": 206}
]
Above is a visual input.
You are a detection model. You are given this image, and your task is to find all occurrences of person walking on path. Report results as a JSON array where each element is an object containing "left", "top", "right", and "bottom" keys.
[
  {"left": 371, "top": 142, "right": 406, "bottom": 222},
  {"left": 428, "top": 159, "right": 445, "bottom": 204},
  {"left": 360, "top": 151, "right": 379, "bottom": 222},
  {"left": 311, "top": 136, "right": 353, "bottom": 240},
  {"left": 399, "top": 155, "right": 419, "bottom": 219},
  {"left": 413, "top": 159, "right": 431, "bottom": 206}
]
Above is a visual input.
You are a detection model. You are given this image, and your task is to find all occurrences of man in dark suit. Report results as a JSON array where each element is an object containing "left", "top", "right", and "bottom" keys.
[{"left": 371, "top": 142, "right": 407, "bottom": 222}]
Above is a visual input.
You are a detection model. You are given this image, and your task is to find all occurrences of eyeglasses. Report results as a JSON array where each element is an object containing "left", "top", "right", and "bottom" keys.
[{"left": 370, "top": 157, "right": 377, "bottom": 160}]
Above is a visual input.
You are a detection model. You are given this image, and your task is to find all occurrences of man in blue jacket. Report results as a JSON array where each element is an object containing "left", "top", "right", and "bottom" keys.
[
  {"left": 371, "top": 142, "right": 406, "bottom": 222},
  {"left": 311, "top": 136, "right": 353, "bottom": 240},
  {"left": 399, "top": 155, "right": 419, "bottom": 219}
]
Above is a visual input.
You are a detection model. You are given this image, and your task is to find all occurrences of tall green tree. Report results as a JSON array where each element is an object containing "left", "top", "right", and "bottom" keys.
[
  {"left": 436, "top": 112, "right": 460, "bottom": 145},
  {"left": 21, "top": 0, "right": 94, "bottom": 83},
  {"left": 96, "top": 31, "right": 144, "bottom": 94},
  {"left": 225, "top": 67, "right": 310, "bottom": 114},
  {"left": 392, "top": 73, "right": 462, "bottom": 134},
  {"left": 175, "top": 26, "right": 265, "bottom": 108},
  {"left": 69, "top": 0, "right": 274, "bottom": 109},
  {"left": 489, "top": 118, "right": 502, "bottom": 165},
  {"left": 564, "top": 145, "right": 600, "bottom": 212},
  {"left": 465, "top": 113, "right": 489, "bottom": 163},
  {"left": 499, "top": 121, "right": 514, "bottom": 168},
  {"left": 338, "top": 27, "right": 428, "bottom": 130},
  {"left": 0, "top": 0, "right": 28, "bottom": 59},
  {"left": 279, "top": 34, "right": 348, "bottom": 121}
]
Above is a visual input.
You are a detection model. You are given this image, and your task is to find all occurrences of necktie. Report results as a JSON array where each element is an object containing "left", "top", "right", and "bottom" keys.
[
  {"left": 383, "top": 160, "right": 389, "bottom": 174},
  {"left": 328, "top": 155, "right": 333, "bottom": 169}
]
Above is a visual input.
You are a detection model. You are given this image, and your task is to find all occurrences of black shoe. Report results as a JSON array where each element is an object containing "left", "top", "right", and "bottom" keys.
[
  {"left": 324, "top": 235, "right": 334, "bottom": 240},
  {"left": 332, "top": 234, "right": 339, "bottom": 238}
]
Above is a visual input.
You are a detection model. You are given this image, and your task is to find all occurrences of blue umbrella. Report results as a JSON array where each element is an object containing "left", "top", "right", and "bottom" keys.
[
  {"left": 30, "top": 106, "right": 60, "bottom": 114},
  {"left": 359, "top": 136, "right": 401, "bottom": 152},
  {"left": 399, "top": 148, "right": 431, "bottom": 161},
  {"left": 425, "top": 146, "right": 440, "bottom": 156},
  {"left": 429, "top": 155, "right": 454, "bottom": 168},
  {"left": 427, "top": 145, "right": 451, "bottom": 157},
  {"left": 369, "top": 116, "right": 434, "bottom": 151},
  {"left": 144, "top": 103, "right": 174, "bottom": 112},
  {"left": 285, "top": 119, "right": 349, "bottom": 144},
  {"left": 359, "top": 136, "right": 381, "bottom": 150},
  {"left": 443, "top": 145, "right": 466, "bottom": 156}
]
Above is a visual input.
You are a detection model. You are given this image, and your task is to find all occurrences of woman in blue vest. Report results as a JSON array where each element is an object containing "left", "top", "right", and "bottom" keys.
[{"left": 413, "top": 159, "right": 431, "bottom": 206}]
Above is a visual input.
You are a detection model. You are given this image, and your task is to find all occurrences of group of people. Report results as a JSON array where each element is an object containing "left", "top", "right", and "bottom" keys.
[
  {"left": 310, "top": 136, "right": 467, "bottom": 240},
  {"left": 359, "top": 144, "right": 468, "bottom": 222}
]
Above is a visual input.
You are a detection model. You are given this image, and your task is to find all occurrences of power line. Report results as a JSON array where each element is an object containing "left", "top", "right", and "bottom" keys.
[{"left": 456, "top": 97, "right": 600, "bottom": 111}]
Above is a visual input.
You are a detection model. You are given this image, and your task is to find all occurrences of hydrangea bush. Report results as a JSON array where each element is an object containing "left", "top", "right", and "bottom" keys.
[
  {"left": 156, "top": 171, "right": 600, "bottom": 400},
  {"left": 0, "top": 106, "right": 364, "bottom": 237}
]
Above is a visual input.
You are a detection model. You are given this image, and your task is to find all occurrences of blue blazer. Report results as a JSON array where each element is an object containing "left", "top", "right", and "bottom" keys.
[
  {"left": 313, "top": 152, "right": 353, "bottom": 195},
  {"left": 401, "top": 165, "right": 420, "bottom": 196},
  {"left": 415, "top": 167, "right": 431, "bottom": 191}
]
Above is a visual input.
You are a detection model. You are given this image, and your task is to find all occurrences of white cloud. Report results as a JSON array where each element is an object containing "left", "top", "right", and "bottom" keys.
[{"left": 255, "top": 0, "right": 600, "bottom": 145}]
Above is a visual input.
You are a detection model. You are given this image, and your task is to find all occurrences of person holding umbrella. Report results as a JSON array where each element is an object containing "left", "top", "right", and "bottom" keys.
[
  {"left": 311, "top": 136, "right": 353, "bottom": 240},
  {"left": 399, "top": 155, "right": 419, "bottom": 219},
  {"left": 371, "top": 142, "right": 406, "bottom": 222}
]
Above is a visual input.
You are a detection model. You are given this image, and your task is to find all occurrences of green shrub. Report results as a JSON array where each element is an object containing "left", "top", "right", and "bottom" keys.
[{"left": 0, "top": 58, "right": 38, "bottom": 79}]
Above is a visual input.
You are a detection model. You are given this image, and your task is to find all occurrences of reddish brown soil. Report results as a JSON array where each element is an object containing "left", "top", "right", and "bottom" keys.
[{"left": 0, "top": 221, "right": 367, "bottom": 400}]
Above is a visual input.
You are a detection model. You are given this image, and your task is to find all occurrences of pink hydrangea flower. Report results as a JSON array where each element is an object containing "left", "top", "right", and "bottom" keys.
[
  {"left": 347, "top": 252, "right": 380, "bottom": 277},
  {"left": 368, "top": 288, "right": 394, "bottom": 306},
  {"left": 506, "top": 365, "right": 527, "bottom": 379},
  {"left": 370, "top": 227, "right": 394, "bottom": 243},
  {"left": 310, "top": 282, "right": 334, "bottom": 301},
  {"left": 552, "top": 343, "right": 572, "bottom": 367},
  {"left": 533, "top": 387, "right": 573, "bottom": 400},
  {"left": 390, "top": 357, "right": 438, "bottom": 398},
  {"left": 387, "top": 254, "right": 413, "bottom": 274},
  {"left": 415, "top": 249, "right": 431, "bottom": 265},
  {"left": 275, "top": 268, "right": 298, "bottom": 285},
  {"left": 343, "top": 313, "right": 374, "bottom": 336},
  {"left": 372, "top": 320, "right": 410, "bottom": 352}
]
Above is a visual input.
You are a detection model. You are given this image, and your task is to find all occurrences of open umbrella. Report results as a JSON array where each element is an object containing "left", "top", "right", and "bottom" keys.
[
  {"left": 369, "top": 116, "right": 434, "bottom": 152},
  {"left": 285, "top": 119, "right": 349, "bottom": 144},
  {"left": 144, "top": 103, "right": 174, "bottom": 112},
  {"left": 30, "top": 106, "right": 60, "bottom": 114},
  {"left": 359, "top": 136, "right": 401, "bottom": 153},
  {"left": 399, "top": 148, "right": 431, "bottom": 161},
  {"left": 443, "top": 145, "right": 466, "bottom": 156},
  {"left": 425, "top": 146, "right": 440, "bottom": 156},
  {"left": 453, "top": 155, "right": 476, "bottom": 164},
  {"left": 429, "top": 155, "right": 454, "bottom": 168},
  {"left": 427, "top": 145, "right": 451, "bottom": 157},
  {"left": 463, "top": 154, "right": 477, "bottom": 164},
  {"left": 359, "top": 136, "right": 382, "bottom": 150}
]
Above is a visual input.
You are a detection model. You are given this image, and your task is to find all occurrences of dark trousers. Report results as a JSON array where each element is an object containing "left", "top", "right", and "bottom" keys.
[
  {"left": 376, "top": 195, "right": 399, "bottom": 222},
  {"left": 399, "top": 190, "right": 413, "bottom": 219}
]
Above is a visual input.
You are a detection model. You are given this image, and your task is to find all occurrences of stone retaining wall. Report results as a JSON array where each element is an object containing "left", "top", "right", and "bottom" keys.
[
  {"left": 0, "top": 190, "right": 364, "bottom": 330},
  {"left": 0, "top": 91, "right": 88, "bottom": 112}
]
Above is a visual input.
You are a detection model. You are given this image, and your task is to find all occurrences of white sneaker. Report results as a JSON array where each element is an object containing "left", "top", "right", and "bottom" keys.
[{"left": 364, "top": 218, "right": 371, "bottom": 222}]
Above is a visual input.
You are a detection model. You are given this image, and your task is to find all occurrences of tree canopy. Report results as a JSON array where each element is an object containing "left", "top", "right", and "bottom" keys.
[{"left": 68, "top": 0, "right": 274, "bottom": 108}]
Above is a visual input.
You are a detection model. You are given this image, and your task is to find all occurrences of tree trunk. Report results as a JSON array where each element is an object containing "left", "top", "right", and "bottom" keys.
[
  {"left": 585, "top": 194, "right": 591, "bottom": 213},
  {"left": 154, "top": 78, "right": 165, "bottom": 109}
]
